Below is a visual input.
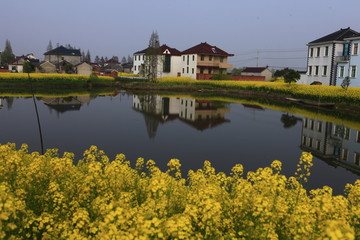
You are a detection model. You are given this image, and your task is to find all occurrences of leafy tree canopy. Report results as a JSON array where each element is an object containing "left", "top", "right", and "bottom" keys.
[
  {"left": 274, "top": 68, "right": 300, "bottom": 84},
  {"left": 1, "top": 39, "right": 15, "bottom": 65}
]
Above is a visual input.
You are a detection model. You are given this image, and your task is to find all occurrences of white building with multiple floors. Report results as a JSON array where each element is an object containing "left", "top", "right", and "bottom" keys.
[
  {"left": 337, "top": 36, "right": 360, "bottom": 87},
  {"left": 299, "top": 28, "right": 360, "bottom": 86},
  {"left": 132, "top": 42, "right": 234, "bottom": 80}
]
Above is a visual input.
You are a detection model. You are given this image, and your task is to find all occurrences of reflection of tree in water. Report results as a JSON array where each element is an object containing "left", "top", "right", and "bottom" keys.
[
  {"left": 137, "top": 95, "right": 160, "bottom": 139},
  {"left": 5, "top": 97, "right": 14, "bottom": 110},
  {"left": 281, "top": 113, "right": 299, "bottom": 128}
]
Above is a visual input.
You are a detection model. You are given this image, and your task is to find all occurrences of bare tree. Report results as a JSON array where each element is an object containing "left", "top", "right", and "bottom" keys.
[{"left": 144, "top": 31, "right": 161, "bottom": 81}]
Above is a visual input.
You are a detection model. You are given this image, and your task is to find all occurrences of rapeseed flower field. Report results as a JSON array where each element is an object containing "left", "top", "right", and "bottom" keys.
[
  {"left": 0, "top": 143, "right": 359, "bottom": 239},
  {"left": 155, "top": 77, "right": 360, "bottom": 104}
]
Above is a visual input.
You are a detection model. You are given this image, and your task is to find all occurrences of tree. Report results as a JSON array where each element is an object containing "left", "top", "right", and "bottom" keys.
[
  {"left": 95, "top": 56, "right": 100, "bottom": 64},
  {"left": 341, "top": 76, "right": 351, "bottom": 90},
  {"left": 230, "top": 67, "right": 243, "bottom": 75},
  {"left": 1, "top": 39, "right": 15, "bottom": 65},
  {"left": 81, "top": 50, "right": 86, "bottom": 62},
  {"left": 86, "top": 50, "right": 91, "bottom": 63},
  {"left": 23, "top": 61, "right": 35, "bottom": 73},
  {"left": 112, "top": 56, "right": 119, "bottom": 63},
  {"left": 281, "top": 114, "right": 298, "bottom": 128},
  {"left": 121, "top": 56, "right": 127, "bottom": 64},
  {"left": 144, "top": 31, "right": 161, "bottom": 81},
  {"left": 46, "top": 40, "right": 53, "bottom": 52},
  {"left": 274, "top": 68, "right": 300, "bottom": 84},
  {"left": 127, "top": 55, "right": 133, "bottom": 64}
]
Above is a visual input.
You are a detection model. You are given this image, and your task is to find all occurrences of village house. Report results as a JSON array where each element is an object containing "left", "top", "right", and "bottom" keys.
[
  {"left": 75, "top": 62, "right": 93, "bottom": 75},
  {"left": 180, "top": 42, "right": 234, "bottom": 80},
  {"left": 8, "top": 54, "right": 39, "bottom": 73},
  {"left": 132, "top": 42, "right": 234, "bottom": 80},
  {"left": 299, "top": 27, "right": 360, "bottom": 86},
  {"left": 337, "top": 36, "right": 360, "bottom": 87},
  {"left": 44, "top": 46, "right": 81, "bottom": 66},
  {"left": 240, "top": 67, "right": 273, "bottom": 81}
]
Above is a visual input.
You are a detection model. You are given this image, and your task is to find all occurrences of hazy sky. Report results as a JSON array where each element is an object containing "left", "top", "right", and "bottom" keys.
[{"left": 2, "top": 0, "right": 360, "bottom": 70}]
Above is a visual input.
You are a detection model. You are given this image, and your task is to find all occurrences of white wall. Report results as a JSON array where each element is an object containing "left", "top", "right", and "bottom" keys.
[{"left": 180, "top": 54, "right": 197, "bottom": 79}]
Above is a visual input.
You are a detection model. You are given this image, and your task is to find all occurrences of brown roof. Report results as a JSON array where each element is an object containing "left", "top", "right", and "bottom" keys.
[
  {"left": 181, "top": 42, "right": 234, "bottom": 56},
  {"left": 242, "top": 67, "right": 268, "bottom": 73},
  {"left": 159, "top": 44, "right": 181, "bottom": 56}
]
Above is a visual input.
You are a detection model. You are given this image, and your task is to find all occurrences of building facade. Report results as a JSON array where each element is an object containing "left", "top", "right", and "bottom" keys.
[
  {"left": 337, "top": 37, "right": 360, "bottom": 87},
  {"left": 181, "top": 42, "right": 233, "bottom": 80},
  {"left": 44, "top": 46, "right": 82, "bottom": 66},
  {"left": 299, "top": 28, "right": 360, "bottom": 86},
  {"left": 241, "top": 67, "right": 273, "bottom": 81}
]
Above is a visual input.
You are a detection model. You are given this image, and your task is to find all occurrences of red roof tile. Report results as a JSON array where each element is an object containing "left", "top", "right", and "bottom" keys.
[
  {"left": 242, "top": 67, "right": 268, "bottom": 73},
  {"left": 181, "top": 42, "right": 234, "bottom": 56}
]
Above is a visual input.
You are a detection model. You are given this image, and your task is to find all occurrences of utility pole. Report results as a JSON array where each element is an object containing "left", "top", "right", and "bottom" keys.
[{"left": 256, "top": 50, "right": 259, "bottom": 67}]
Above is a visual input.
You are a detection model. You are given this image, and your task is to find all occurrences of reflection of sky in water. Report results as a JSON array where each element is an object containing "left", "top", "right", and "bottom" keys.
[{"left": 0, "top": 94, "right": 359, "bottom": 194}]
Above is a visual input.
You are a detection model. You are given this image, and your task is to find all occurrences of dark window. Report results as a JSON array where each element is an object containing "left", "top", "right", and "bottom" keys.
[
  {"left": 343, "top": 43, "right": 350, "bottom": 56},
  {"left": 187, "top": 55, "right": 189, "bottom": 65},
  {"left": 209, "top": 56, "right": 213, "bottom": 61},
  {"left": 220, "top": 56, "right": 224, "bottom": 63},
  {"left": 163, "top": 55, "right": 171, "bottom": 72},
  {"left": 316, "top": 47, "right": 320, "bottom": 57},
  {"left": 325, "top": 46, "right": 329, "bottom": 56},
  {"left": 200, "top": 55, "right": 204, "bottom": 61}
]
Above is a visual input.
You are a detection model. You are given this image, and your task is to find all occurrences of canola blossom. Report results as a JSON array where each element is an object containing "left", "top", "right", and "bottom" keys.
[
  {"left": 0, "top": 73, "right": 113, "bottom": 81},
  {"left": 155, "top": 77, "right": 360, "bottom": 104},
  {"left": 0, "top": 143, "right": 359, "bottom": 239}
]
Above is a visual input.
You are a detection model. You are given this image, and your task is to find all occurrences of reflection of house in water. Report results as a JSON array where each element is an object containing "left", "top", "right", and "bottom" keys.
[
  {"left": 132, "top": 96, "right": 230, "bottom": 138},
  {"left": 0, "top": 98, "right": 2, "bottom": 109},
  {"left": 300, "top": 117, "right": 360, "bottom": 174},
  {"left": 42, "top": 96, "right": 91, "bottom": 117}
]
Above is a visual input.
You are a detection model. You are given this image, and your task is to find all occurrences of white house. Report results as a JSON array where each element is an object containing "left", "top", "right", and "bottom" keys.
[
  {"left": 132, "top": 48, "right": 147, "bottom": 74},
  {"left": 180, "top": 42, "right": 234, "bottom": 80},
  {"left": 299, "top": 28, "right": 360, "bottom": 86},
  {"left": 337, "top": 36, "right": 360, "bottom": 87},
  {"left": 132, "top": 44, "right": 182, "bottom": 78}
]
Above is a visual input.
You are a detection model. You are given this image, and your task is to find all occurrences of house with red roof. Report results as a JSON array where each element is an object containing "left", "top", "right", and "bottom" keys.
[
  {"left": 132, "top": 44, "right": 182, "bottom": 78},
  {"left": 180, "top": 42, "right": 234, "bottom": 80},
  {"left": 241, "top": 67, "right": 272, "bottom": 81}
]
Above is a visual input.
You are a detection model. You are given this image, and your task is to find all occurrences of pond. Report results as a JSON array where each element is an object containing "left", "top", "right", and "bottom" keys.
[{"left": 0, "top": 92, "right": 359, "bottom": 194}]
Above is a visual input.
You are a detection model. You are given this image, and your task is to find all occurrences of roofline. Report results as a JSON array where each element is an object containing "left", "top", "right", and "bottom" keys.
[
  {"left": 344, "top": 36, "right": 360, "bottom": 41},
  {"left": 307, "top": 40, "right": 349, "bottom": 46}
]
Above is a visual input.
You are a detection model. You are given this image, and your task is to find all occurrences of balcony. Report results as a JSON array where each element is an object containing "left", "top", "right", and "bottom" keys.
[
  {"left": 335, "top": 55, "right": 350, "bottom": 62},
  {"left": 197, "top": 61, "right": 232, "bottom": 69}
]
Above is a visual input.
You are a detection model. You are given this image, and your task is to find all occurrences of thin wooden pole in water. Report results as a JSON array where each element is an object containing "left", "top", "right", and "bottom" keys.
[{"left": 27, "top": 71, "right": 44, "bottom": 155}]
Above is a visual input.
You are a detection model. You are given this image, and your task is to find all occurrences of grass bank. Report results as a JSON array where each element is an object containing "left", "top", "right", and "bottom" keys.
[
  {"left": 0, "top": 73, "right": 115, "bottom": 87},
  {"left": 117, "top": 77, "right": 360, "bottom": 107}
]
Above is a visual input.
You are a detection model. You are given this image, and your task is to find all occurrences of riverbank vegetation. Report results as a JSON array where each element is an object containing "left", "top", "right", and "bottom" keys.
[
  {"left": 0, "top": 144, "right": 358, "bottom": 239},
  {"left": 117, "top": 77, "right": 360, "bottom": 105},
  {"left": 0, "top": 73, "right": 114, "bottom": 87}
]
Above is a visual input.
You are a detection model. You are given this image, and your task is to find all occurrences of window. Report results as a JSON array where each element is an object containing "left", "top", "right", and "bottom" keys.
[
  {"left": 134, "top": 66, "right": 136, "bottom": 71},
  {"left": 357, "top": 131, "right": 360, "bottom": 143},
  {"left": 308, "top": 66, "right": 312, "bottom": 75},
  {"left": 350, "top": 65, "right": 357, "bottom": 78},
  {"left": 342, "top": 149, "right": 348, "bottom": 161},
  {"left": 209, "top": 68, "right": 212, "bottom": 74},
  {"left": 315, "top": 66, "right": 319, "bottom": 76},
  {"left": 310, "top": 48, "right": 314, "bottom": 57},
  {"left": 324, "top": 46, "right": 329, "bottom": 56},
  {"left": 302, "top": 136, "right": 307, "bottom": 145},
  {"left": 200, "top": 55, "right": 205, "bottom": 61},
  {"left": 192, "top": 55, "right": 195, "bottom": 61},
  {"left": 163, "top": 55, "right": 171, "bottom": 72},
  {"left": 304, "top": 118, "right": 308, "bottom": 128},
  {"left": 187, "top": 55, "right": 189, "bottom": 65},
  {"left": 220, "top": 56, "right": 224, "bottom": 63},
  {"left": 310, "top": 119, "right": 314, "bottom": 130},
  {"left": 344, "top": 127, "right": 350, "bottom": 140},
  {"left": 339, "top": 66, "right": 345, "bottom": 78},
  {"left": 316, "top": 140, "right": 321, "bottom": 151},
  {"left": 187, "top": 67, "right": 189, "bottom": 73},
  {"left": 355, "top": 153, "right": 360, "bottom": 166},
  {"left": 134, "top": 56, "right": 137, "bottom": 61},
  {"left": 353, "top": 43, "right": 359, "bottom": 55},
  {"left": 200, "top": 68, "right": 204, "bottom": 74},
  {"left": 182, "top": 68, "right": 184, "bottom": 73},
  {"left": 309, "top": 138, "right": 313, "bottom": 147},
  {"left": 192, "top": 68, "right": 194, "bottom": 74},
  {"left": 209, "top": 56, "right": 213, "bottom": 61},
  {"left": 322, "top": 66, "right": 327, "bottom": 76},
  {"left": 317, "top": 121, "right": 322, "bottom": 132},
  {"left": 183, "top": 56, "right": 185, "bottom": 61},
  {"left": 316, "top": 47, "right": 320, "bottom": 57}
]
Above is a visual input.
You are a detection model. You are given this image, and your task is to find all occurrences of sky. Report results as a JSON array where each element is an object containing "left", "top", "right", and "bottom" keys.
[{"left": 2, "top": 0, "right": 360, "bottom": 71}]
